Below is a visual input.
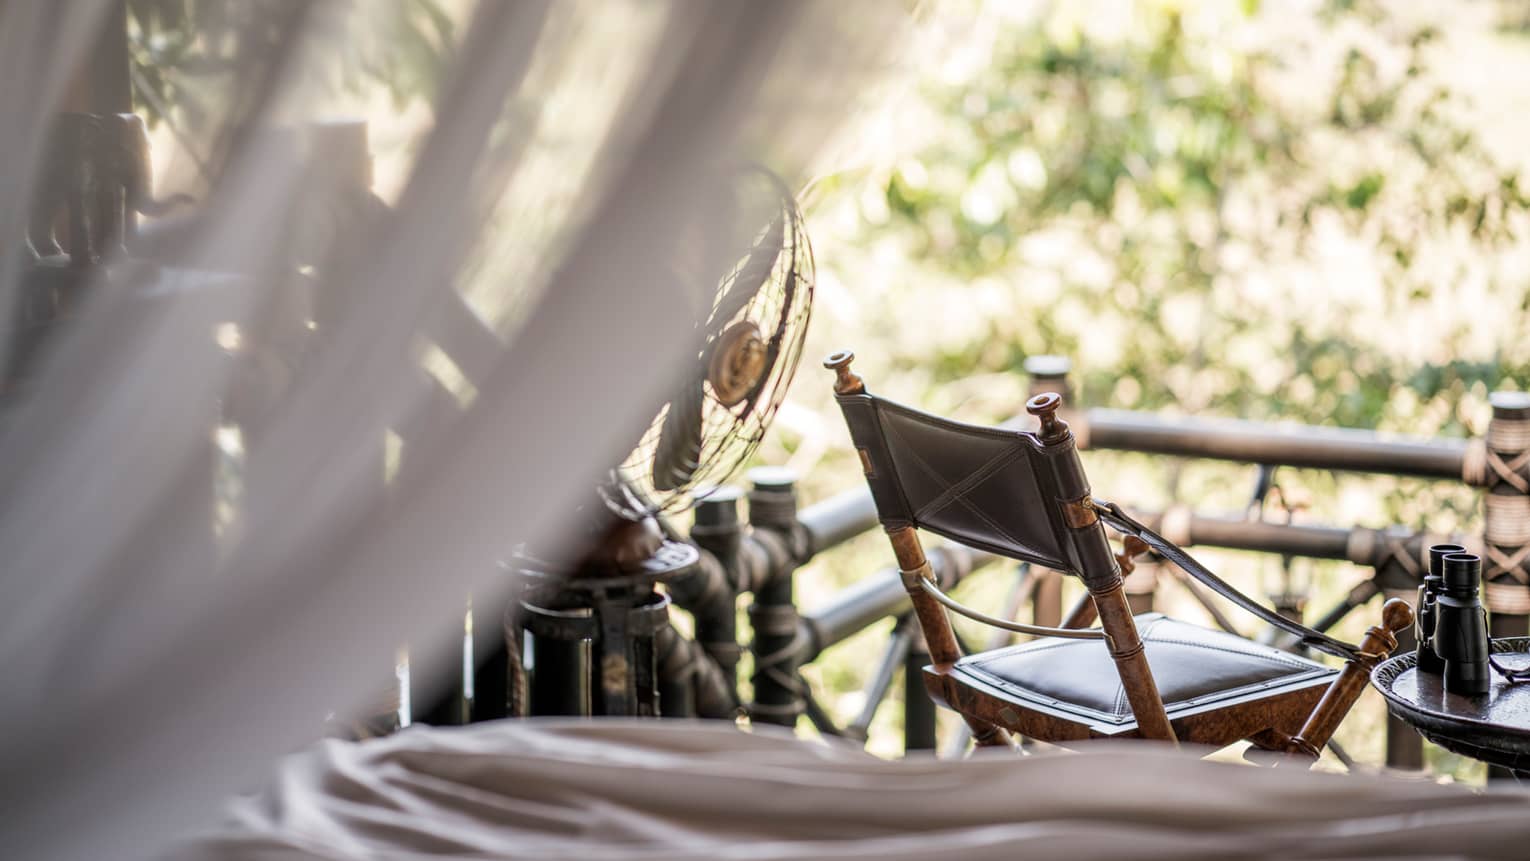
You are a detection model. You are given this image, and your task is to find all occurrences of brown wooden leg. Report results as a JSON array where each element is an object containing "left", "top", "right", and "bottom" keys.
[
  {"left": 1061, "top": 591, "right": 1098, "bottom": 628},
  {"left": 1023, "top": 394, "right": 1176, "bottom": 745},
  {"left": 1088, "top": 538, "right": 1174, "bottom": 743},
  {"left": 886, "top": 526, "right": 960, "bottom": 666},
  {"left": 964, "top": 714, "right": 1015, "bottom": 748},
  {"left": 1091, "top": 579, "right": 1178, "bottom": 743},
  {"left": 886, "top": 525, "right": 1011, "bottom": 748},
  {"left": 1285, "top": 598, "right": 1413, "bottom": 760}
]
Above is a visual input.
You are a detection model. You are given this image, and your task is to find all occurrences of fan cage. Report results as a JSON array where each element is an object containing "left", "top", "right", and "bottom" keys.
[{"left": 615, "top": 171, "right": 814, "bottom": 515}]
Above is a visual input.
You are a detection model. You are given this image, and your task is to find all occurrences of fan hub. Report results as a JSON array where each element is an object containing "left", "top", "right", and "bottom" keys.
[{"left": 708, "top": 320, "right": 768, "bottom": 407}]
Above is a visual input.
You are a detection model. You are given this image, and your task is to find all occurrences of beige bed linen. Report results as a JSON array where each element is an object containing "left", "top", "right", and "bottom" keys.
[{"left": 174, "top": 718, "right": 1530, "bottom": 860}]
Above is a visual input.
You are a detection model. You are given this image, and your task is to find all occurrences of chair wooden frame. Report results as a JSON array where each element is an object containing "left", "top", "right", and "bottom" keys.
[{"left": 825, "top": 350, "right": 1411, "bottom": 760}]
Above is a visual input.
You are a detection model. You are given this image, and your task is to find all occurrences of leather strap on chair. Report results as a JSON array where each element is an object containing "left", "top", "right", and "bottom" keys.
[{"left": 1095, "top": 500, "right": 1365, "bottom": 663}]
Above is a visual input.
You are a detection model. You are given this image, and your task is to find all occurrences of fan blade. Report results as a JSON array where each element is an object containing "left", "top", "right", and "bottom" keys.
[
  {"left": 707, "top": 212, "right": 784, "bottom": 330},
  {"left": 651, "top": 377, "right": 706, "bottom": 492}
]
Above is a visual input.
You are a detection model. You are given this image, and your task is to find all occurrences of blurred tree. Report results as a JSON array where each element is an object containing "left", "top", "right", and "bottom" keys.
[{"left": 867, "top": 0, "right": 1528, "bottom": 429}]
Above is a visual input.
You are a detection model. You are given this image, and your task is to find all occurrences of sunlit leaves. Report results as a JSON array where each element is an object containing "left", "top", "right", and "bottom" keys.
[{"left": 856, "top": 0, "right": 1528, "bottom": 429}]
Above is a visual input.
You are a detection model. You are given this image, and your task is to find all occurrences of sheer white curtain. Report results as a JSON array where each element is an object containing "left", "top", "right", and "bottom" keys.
[
  {"left": 0, "top": 3, "right": 903, "bottom": 859},
  {"left": 11, "top": 6, "right": 1525, "bottom": 861}
]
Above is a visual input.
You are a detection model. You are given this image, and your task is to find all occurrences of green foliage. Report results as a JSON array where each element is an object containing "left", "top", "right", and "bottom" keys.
[{"left": 872, "top": 3, "right": 1528, "bottom": 422}]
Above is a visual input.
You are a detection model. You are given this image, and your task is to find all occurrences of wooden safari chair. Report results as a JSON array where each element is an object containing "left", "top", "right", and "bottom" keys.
[{"left": 824, "top": 349, "right": 1412, "bottom": 758}]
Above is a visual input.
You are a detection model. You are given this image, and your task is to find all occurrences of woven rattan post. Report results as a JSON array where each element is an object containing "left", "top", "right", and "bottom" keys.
[
  {"left": 1473, "top": 392, "right": 1530, "bottom": 780},
  {"left": 1479, "top": 392, "right": 1530, "bottom": 636}
]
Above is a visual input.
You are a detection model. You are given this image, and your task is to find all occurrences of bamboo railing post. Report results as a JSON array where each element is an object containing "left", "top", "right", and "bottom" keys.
[
  {"left": 1478, "top": 392, "right": 1530, "bottom": 636},
  {"left": 1470, "top": 391, "right": 1530, "bottom": 780}
]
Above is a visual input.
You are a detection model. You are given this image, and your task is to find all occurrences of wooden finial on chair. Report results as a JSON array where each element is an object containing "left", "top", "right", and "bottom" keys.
[
  {"left": 824, "top": 349, "right": 864, "bottom": 395},
  {"left": 1284, "top": 597, "right": 1415, "bottom": 761},
  {"left": 1115, "top": 534, "right": 1150, "bottom": 575},
  {"left": 1377, "top": 597, "right": 1415, "bottom": 643},
  {"left": 1026, "top": 392, "right": 1070, "bottom": 443}
]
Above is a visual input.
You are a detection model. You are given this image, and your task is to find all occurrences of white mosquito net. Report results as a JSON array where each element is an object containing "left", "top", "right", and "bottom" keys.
[{"left": 1, "top": 4, "right": 1526, "bottom": 861}]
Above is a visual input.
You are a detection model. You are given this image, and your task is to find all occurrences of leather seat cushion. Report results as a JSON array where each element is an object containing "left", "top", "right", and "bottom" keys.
[{"left": 956, "top": 613, "right": 1335, "bottom": 725}]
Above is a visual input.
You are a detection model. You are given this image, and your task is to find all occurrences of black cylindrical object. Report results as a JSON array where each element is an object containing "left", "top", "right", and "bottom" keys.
[
  {"left": 797, "top": 489, "right": 879, "bottom": 558},
  {"left": 749, "top": 574, "right": 800, "bottom": 726},
  {"left": 654, "top": 622, "right": 737, "bottom": 719},
  {"left": 471, "top": 631, "right": 509, "bottom": 723},
  {"left": 748, "top": 468, "right": 804, "bottom": 727},
  {"left": 1434, "top": 553, "right": 1491, "bottom": 696},
  {"left": 469, "top": 591, "right": 516, "bottom": 723},
  {"left": 654, "top": 624, "right": 698, "bottom": 718},
  {"left": 656, "top": 667, "right": 694, "bottom": 718},
  {"left": 503, "top": 610, "right": 528, "bottom": 718},
  {"left": 1025, "top": 355, "right": 1073, "bottom": 402},
  {"left": 632, "top": 625, "right": 660, "bottom": 718},
  {"left": 693, "top": 486, "right": 744, "bottom": 550},
  {"left": 688, "top": 488, "right": 745, "bottom": 688},
  {"left": 1180, "top": 515, "right": 1352, "bottom": 560},
  {"left": 1416, "top": 543, "right": 1464, "bottom": 675},
  {"left": 801, "top": 544, "right": 998, "bottom": 658},
  {"left": 747, "top": 466, "right": 800, "bottom": 531},
  {"left": 804, "top": 568, "right": 913, "bottom": 655},
  {"left": 528, "top": 632, "right": 590, "bottom": 716},
  {"left": 903, "top": 632, "right": 938, "bottom": 752}
]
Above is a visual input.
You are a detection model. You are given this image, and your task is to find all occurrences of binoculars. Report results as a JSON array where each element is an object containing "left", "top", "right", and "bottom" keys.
[{"left": 1416, "top": 544, "right": 1492, "bottom": 696}]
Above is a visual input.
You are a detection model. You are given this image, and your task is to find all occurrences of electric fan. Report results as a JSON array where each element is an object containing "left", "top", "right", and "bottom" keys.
[
  {"left": 613, "top": 166, "right": 814, "bottom": 515},
  {"left": 505, "top": 167, "right": 814, "bottom": 719}
]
